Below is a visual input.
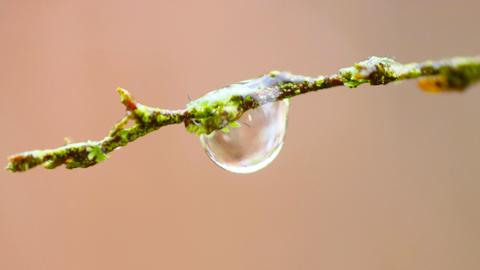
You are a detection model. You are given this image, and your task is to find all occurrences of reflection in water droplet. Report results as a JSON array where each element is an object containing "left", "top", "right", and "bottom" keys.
[{"left": 200, "top": 100, "right": 290, "bottom": 174}]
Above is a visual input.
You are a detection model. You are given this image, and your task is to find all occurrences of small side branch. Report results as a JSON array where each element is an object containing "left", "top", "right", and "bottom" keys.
[
  {"left": 7, "top": 56, "right": 480, "bottom": 172},
  {"left": 6, "top": 88, "right": 186, "bottom": 172}
]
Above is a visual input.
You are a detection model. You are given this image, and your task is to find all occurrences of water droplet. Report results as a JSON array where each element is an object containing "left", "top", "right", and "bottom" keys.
[{"left": 200, "top": 100, "right": 290, "bottom": 173}]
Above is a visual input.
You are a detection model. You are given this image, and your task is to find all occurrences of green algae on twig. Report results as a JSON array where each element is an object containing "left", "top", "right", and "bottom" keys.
[{"left": 6, "top": 55, "right": 480, "bottom": 172}]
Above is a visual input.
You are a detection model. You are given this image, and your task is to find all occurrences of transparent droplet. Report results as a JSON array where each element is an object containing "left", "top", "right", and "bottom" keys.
[{"left": 200, "top": 100, "right": 290, "bottom": 174}]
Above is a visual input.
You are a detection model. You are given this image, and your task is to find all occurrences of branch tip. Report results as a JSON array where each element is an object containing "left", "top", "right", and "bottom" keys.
[{"left": 117, "top": 87, "right": 137, "bottom": 110}]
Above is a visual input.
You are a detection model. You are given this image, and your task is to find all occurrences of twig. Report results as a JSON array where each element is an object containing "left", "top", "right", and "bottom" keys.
[{"left": 6, "top": 56, "right": 480, "bottom": 172}]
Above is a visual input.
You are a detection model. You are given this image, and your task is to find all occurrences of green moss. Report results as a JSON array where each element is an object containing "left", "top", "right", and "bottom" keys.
[
  {"left": 87, "top": 145, "right": 107, "bottom": 163},
  {"left": 339, "top": 57, "right": 407, "bottom": 87},
  {"left": 228, "top": 121, "right": 241, "bottom": 128},
  {"left": 156, "top": 114, "right": 169, "bottom": 123},
  {"left": 315, "top": 77, "right": 325, "bottom": 87},
  {"left": 185, "top": 81, "right": 258, "bottom": 135},
  {"left": 221, "top": 126, "right": 230, "bottom": 133},
  {"left": 186, "top": 98, "right": 243, "bottom": 135},
  {"left": 134, "top": 105, "right": 153, "bottom": 123},
  {"left": 439, "top": 58, "right": 480, "bottom": 90}
]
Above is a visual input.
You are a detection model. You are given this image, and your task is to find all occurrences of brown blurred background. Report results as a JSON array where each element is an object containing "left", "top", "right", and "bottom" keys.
[{"left": 1, "top": 0, "right": 479, "bottom": 269}]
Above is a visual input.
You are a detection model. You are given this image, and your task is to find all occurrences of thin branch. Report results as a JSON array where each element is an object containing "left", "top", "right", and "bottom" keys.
[{"left": 7, "top": 56, "right": 480, "bottom": 172}]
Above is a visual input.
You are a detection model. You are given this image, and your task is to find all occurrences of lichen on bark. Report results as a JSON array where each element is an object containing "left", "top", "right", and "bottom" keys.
[{"left": 6, "top": 55, "right": 480, "bottom": 172}]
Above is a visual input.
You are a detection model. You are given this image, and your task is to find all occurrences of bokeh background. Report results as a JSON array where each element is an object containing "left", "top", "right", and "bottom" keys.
[{"left": 1, "top": 1, "right": 479, "bottom": 269}]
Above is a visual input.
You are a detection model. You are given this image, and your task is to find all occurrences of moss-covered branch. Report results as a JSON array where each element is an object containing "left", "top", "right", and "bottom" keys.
[{"left": 7, "top": 56, "right": 480, "bottom": 172}]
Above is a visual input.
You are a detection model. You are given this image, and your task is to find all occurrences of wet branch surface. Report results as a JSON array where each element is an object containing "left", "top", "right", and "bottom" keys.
[{"left": 7, "top": 56, "right": 480, "bottom": 172}]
